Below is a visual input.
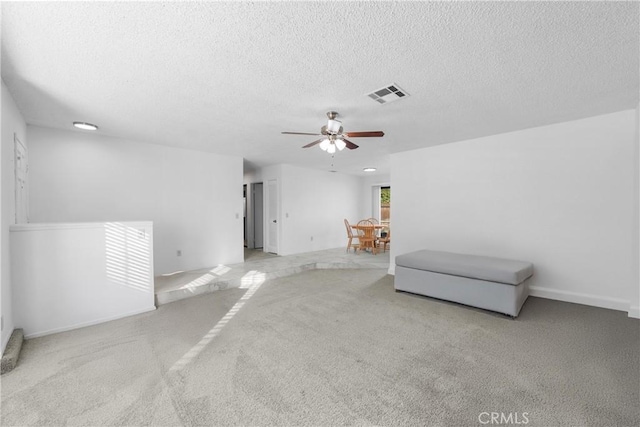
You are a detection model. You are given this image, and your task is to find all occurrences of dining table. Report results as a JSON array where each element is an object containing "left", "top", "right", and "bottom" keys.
[
  {"left": 351, "top": 223, "right": 385, "bottom": 254},
  {"left": 350, "top": 224, "right": 385, "bottom": 231}
]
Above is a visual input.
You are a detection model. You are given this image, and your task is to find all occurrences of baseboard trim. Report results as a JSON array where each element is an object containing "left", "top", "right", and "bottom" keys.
[
  {"left": 388, "top": 265, "right": 395, "bottom": 275},
  {"left": 629, "top": 306, "right": 640, "bottom": 319},
  {"left": 529, "top": 286, "right": 636, "bottom": 316},
  {"left": 24, "top": 306, "right": 157, "bottom": 339}
]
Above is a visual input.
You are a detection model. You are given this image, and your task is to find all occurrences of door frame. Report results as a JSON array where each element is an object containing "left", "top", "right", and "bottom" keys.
[
  {"left": 14, "top": 134, "right": 29, "bottom": 224},
  {"left": 252, "top": 182, "right": 264, "bottom": 249},
  {"left": 244, "top": 182, "right": 264, "bottom": 249},
  {"left": 265, "top": 179, "right": 279, "bottom": 254}
]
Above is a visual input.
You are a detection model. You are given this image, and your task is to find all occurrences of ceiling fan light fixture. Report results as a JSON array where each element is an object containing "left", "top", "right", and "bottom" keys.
[
  {"left": 327, "top": 119, "right": 342, "bottom": 134},
  {"left": 283, "top": 110, "right": 383, "bottom": 153}
]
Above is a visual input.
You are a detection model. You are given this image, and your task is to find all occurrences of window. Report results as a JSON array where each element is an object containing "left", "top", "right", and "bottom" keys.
[{"left": 380, "top": 186, "right": 390, "bottom": 227}]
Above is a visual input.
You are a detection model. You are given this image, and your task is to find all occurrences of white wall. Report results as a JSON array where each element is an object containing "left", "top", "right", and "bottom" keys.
[
  {"left": 391, "top": 110, "right": 638, "bottom": 316},
  {"left": 1, "top": 80, "right": 27, "bottom": 353},
  {"left": 11, "top": 222, "right": 155, "bottom": 338},
  {"left": 359, "top": 174, "right": 391, "bottom": 221},
  {"left": 27, "top": 126, "right": 243, "bottom": 274},
  {"left": 279, "top": 164, "right": 361, "bottom": 255},
  {"left": 246, "top": 164, "right": 362, "bottom": 256}
]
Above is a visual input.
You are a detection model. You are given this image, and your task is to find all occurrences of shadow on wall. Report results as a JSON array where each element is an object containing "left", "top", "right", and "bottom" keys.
[
  {"left": 105, "top": 222, "right": 152, "bottom": 292},
  {"left": 2, "top": 75, "right": 79, "bottom": 125}
]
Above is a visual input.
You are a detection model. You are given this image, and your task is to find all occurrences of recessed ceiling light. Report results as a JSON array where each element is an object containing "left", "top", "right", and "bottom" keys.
[
  {"left": 73, "top": 122, "right": 98, "bottom": 131},
  {"left": 363, "top": 167, "right": 377, "bottom": 172}
]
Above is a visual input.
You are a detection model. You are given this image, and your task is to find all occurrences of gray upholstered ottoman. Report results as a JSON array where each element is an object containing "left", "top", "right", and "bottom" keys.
[{"left": 395, "top": 250, "right": 533, "bottom": 317}]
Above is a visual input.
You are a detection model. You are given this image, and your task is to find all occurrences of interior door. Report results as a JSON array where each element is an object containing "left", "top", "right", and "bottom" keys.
[
  {"left": 266, "top": 179, "right": 278, "bottom": 254},
  {"left": 253, "top": 183, "right": 264, "bottom": 248},
  {"left": 14, "top": 135, "right": 29, "bottom": 224},
  {"left": 243, "top": 184, "right": 247, "bottom": 247}
]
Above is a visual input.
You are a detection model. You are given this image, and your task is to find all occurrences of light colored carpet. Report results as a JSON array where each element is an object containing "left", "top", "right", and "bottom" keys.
[
  {"left": 1, "top": 269, "right": 638, "bottom": 426},
  {"left": 243, "top": 248, "right": 277, "bottom": 262}
]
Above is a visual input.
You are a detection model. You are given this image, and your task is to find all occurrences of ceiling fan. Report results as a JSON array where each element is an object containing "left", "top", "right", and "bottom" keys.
[{"left": 282, "top": 111, "right": 384, "bottom": 154}]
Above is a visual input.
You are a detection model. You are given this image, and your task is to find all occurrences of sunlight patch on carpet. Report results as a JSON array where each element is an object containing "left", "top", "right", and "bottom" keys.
[{"left": 169, "top": 270, "right": 266, "bottom": 372}]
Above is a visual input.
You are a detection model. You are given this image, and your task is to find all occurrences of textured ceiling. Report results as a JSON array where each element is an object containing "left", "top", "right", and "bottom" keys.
[{"left": 2, "top": 1, "right": 638, "bottom": 176}]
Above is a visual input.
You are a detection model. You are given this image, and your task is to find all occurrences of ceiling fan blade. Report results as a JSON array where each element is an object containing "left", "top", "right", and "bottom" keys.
[
  {"left": 342, "top": 138, "right": 359, "bottom": 150},
  {"left": 344, "top": 131, "right": 385, "bottom": 138},
  {"left": 302, "top": 138, "right": 324, "bottom": 148},
  {"left": 282, "top": 131, "right": 322, "bottom": 136}
]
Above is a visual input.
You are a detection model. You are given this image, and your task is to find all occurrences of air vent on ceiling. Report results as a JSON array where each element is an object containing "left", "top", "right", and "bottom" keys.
[{"left": 366, "top": 83, "right": 409, "bottom": 105}]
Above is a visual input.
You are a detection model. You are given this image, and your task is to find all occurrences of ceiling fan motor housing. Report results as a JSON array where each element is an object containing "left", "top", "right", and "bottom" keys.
[
  {"left": 326, "top": 111, "right": 342, "bottom": 135},
  {"left": 321, "top": 124, "right": 344, "bottom": 136}
]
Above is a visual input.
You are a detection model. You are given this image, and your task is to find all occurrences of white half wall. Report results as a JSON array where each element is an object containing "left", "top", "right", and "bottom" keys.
[
  {"left": 1, "top": 80, "right": 27, "bottom": 353},
  {"left": 27, "top": 126, "right": 244, "bottom": 274},
  {"left": 391, "top": 110, "right": 638, "bottom": 316},
  {"left": 11, "top": 222, "right": 155, "bottom": 338}
]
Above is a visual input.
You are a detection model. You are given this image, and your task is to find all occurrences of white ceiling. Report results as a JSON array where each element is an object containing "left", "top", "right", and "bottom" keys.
[{"left": 2, "top": 1, "right": 638, "bottom": 176}]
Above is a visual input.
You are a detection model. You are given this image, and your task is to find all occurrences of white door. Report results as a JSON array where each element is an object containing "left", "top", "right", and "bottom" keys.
[
  {"left": 253, "top": 183, "right": 264, "bottom": 248},
  {"left": 266, "top": 179, "right": 278, "bottom": 254},
  {"left": 14, "top": 135, "right": 29, "bottom": 224}
]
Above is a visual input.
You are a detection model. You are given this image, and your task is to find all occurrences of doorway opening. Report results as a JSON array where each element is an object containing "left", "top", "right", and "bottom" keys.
[
  {"left": 380, "top": 186, "right": 390, "bottom": 228},
  {"left": 252, "top": 183, "right": 264, "bottom": 249},
  {"left": 244, "top": 182, "right": 264, "bottom": 250},
  {"left": 243, "top": 184, "right": 247, "bottom": 247},
  {"left": 266, "top": 179, "right": 278, "bottom": 254}
]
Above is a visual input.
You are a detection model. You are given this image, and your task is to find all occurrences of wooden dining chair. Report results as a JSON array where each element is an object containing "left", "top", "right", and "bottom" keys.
[
  {"left": 344, "top": 219, "right": 360, "bottom": 253},
  {"left": 367, "top": 218, "right": 380, "bottom": 238},
  {"left": 356, "top": 219, "right": 378, "bottom": 255},
  {"left": 377, "top": 229, "right": 391, "bottom": 253}
]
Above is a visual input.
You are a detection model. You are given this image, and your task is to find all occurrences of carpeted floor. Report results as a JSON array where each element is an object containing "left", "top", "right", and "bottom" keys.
[
  {"left": 243, "top": 247, "right": 278, "bottom": 262},
  {"left": 1, "top": 269, "right": 638, "bottom": 426}
]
